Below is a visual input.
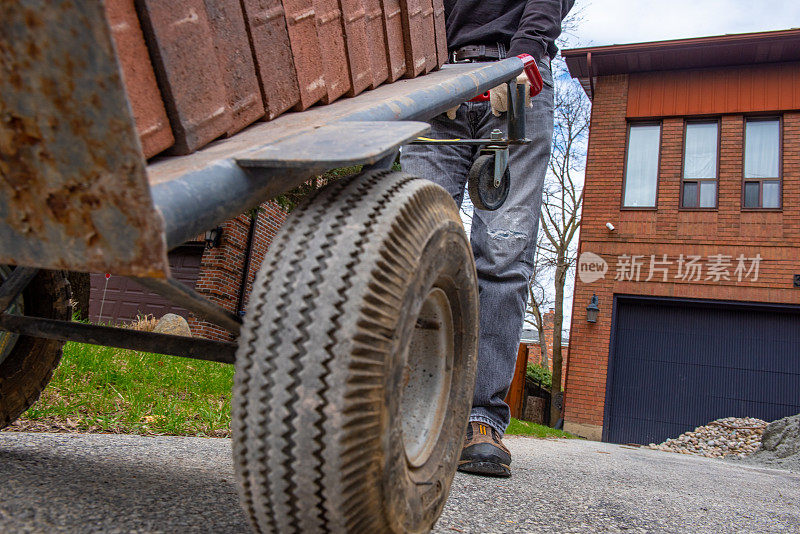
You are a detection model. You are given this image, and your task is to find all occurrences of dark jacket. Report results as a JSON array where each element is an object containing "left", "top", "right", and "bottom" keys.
[{"left": 444, "top": 0, "right": 574, "bottom": 60}]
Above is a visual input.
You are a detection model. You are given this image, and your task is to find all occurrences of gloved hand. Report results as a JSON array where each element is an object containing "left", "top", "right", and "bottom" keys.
[
  {"left": 445, "top": 105, "right": 459, "bottom": 120},
  {"left": 489, "top": 72, "right": 531, "bottom": 117}
]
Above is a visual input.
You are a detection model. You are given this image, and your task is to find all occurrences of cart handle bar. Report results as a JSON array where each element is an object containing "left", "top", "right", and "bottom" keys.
[{"left": 468, "top": 54, "right": 543, "bottom": 102}]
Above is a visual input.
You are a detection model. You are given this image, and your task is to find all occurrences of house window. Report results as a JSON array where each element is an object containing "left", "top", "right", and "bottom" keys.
[
  {"left": 681, "top": 122, "right": 718, "bottom": 208},
  {"left": 622, "top": 124, "right": 661, "bottom": 208},
  {"left": 743, "top": 118, "right": 781, "bottom": 209}
]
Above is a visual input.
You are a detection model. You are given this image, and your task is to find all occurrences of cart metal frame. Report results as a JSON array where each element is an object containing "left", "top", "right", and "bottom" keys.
[{"left": 1, "top": 0, "right": 536, "bottom": 363}]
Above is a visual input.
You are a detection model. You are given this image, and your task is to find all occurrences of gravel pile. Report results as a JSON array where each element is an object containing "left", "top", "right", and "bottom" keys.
[
  {"left": 648, "top": 417, "right": 767, "bottom": 458},
  {"left": 736, "top": 414, "right": 800, "bottom": 473}
]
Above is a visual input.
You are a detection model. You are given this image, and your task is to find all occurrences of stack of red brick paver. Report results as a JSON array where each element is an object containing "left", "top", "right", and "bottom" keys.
[{"left": 105, "top": 0, "right": 446, "bottom": 158}]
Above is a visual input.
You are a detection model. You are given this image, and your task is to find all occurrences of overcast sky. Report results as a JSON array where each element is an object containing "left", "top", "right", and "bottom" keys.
[{"left": 570, "top": 0, "right": 800, "bottom": 48}]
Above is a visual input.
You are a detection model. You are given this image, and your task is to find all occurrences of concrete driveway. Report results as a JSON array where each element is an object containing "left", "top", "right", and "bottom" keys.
[{"left": 0, "top": 432, "right": 797, "bottom": 533}]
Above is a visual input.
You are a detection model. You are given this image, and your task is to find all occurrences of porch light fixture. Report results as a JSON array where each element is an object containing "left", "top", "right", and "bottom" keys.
[
  {"left": 205, "top": 226, "right": 223, "bottom": 248},
  {"left": 586, "top": 294, "right": 600, "bottom": 323}
]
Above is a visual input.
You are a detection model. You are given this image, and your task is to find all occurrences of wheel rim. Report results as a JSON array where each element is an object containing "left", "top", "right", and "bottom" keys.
[
  {"left": 0, "top": 266, "right": 23, "bottom": 367},
  {"left": 401, "top": 286, "right": 455, "bottom": 468}
]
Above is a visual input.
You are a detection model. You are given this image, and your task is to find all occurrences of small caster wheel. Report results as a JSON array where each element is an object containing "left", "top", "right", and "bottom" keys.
[{"left": 467, "top": 153, "right": 510, "bottom": 211}]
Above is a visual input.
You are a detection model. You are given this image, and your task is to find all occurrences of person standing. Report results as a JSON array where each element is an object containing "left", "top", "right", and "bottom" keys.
[{"left": 401, "top": 0, "right": 574, "bottom": 477}]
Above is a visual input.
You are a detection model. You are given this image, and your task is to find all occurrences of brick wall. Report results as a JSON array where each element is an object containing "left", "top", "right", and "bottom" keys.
[
  {"left": 189, "top": 201, "right": 287, "bottom": 340},
  {"left": 565, "top": 69, "right": 800, "bottom": 440}
]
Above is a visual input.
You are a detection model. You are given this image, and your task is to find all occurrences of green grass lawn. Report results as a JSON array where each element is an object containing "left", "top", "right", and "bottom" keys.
[
  {"left": 12, "top": 341, "right": 572, "bottom": 439},
  {"left": 505, "top": 418, "right": 574, "bottom": 438},
  {"left": 17, "top": 342, "right": 234, "bottom": 436}
]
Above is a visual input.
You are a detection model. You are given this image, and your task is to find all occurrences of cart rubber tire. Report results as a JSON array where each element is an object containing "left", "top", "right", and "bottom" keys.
[
  {"left": 232, "top": 170, "right": 479, "bottom": 534},
  {"left": 467, "top": 153, "right": 510, "bottom": 211},
  {"left": 0, "top": 269, "right": 71, "bottom": 429}
]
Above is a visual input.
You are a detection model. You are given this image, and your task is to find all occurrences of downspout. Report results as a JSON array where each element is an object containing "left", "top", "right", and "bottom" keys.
[
  {"left": 236, "top": 210, "right": 259, "bottom": 316},
  {"left": 587, "top": 52, "right": 595, "bottom": 100}
]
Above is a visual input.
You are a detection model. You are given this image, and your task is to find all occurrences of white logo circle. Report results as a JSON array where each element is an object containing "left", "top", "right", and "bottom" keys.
[{"left": 578, "top": 252, "right": 608, "bottom": 284}]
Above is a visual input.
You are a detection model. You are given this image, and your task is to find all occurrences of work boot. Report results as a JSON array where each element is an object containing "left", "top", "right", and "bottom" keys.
[{"left": 458, "top": 421, "right": 511, "bottom": 477}]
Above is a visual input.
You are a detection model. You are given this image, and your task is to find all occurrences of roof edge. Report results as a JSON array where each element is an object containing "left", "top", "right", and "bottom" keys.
[
  {"left": 562, "top": 27, "right": 800, "bottom": 58},
  {"left": 562, "top": 27, "right": 800, "bottom": 99}
]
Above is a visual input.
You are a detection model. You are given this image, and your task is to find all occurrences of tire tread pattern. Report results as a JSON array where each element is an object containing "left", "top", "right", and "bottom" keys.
[
  {"left": 232, "top": 170, "right": 470, "bottom": 534},
  {"left": 0, "top": 270, "right": 71, "bottom": 429}
]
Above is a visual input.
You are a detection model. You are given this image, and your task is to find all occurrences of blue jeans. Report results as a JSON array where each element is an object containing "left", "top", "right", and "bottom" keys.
[{"left": 401, "top": 59, "right": 554, "bottom": 435}]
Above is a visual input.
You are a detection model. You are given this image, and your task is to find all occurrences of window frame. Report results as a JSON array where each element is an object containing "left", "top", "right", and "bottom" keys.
[
  {"left": 679, "top": 119, "right": 720, "bottom": 211},
  {"left": 741, "top": 116, "right": 783, "bottom": 211},
  {"left": 621, "top": 121, "right": 662, "bottom": 211}
]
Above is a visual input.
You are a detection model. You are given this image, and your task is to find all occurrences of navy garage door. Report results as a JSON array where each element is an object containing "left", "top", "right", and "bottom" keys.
[{"left": 605, "top": 297, "right": 800, "bottom": 444}]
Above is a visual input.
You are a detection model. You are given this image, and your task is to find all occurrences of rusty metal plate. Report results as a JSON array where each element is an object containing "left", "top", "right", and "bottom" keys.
[
  {"left": 399, "top": 0, "right": 427, "bottom": 77},
  {"left": 364, "top": 0, "right": 389, "bottom": 88},
  {"left": 104, "top": 0, "right": 174, "bottom": 159},
  {"left": 136, "top": 0, "right": 232, "bottom": 155},
  {"left": 282, "top": 0, "right": 327, "bottom": 110},
  {"left": 381, "top": 0, "right": 407, "bottom": 81},
  {"left": 431, "top": 0, "right": 447, "bottom": 69},
  {"left": 0, "top": 0, "right": 169, "bottom": 276},
  {"left": 312, "top": 0, "right": 351, "bottom": 103},
  {"left": 240, "top": 0, "right": 301, "bottom": 119},
  {"left": 204, "top": 0, "right": 266, "bottom": 136},
  {"left": 340, "top": 0, "right": 372, "bottom": 96}
]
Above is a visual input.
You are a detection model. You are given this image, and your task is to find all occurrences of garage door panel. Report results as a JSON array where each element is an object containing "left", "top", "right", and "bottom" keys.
[
  {"left": 119, "top": 301, "right": 169, "bottom": 319},
  {"left": 689, "top": 367, "right": 789, "bottom": 415},
  {"left": 613, "top": 416, "right": 690, "bottom": 446},
  {"left": 89, "top": 244, "right": 204, "bottom": 324},
  {"left": 617, "top": 360, "right": 694, "bottom": 422},
  {"left": 606, "top": 298, "right": 800, "bottom": 444},
  {"left": 763, "top": 371, "right": 800, "bottom": 402},
  {"left": 762, "top": 342, "right": 800, "bottom": 373}
]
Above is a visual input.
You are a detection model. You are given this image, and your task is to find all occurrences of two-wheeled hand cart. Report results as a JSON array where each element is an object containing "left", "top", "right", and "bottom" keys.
[{"left": 0, "top": 3, "right": 541, "bottom": 532}]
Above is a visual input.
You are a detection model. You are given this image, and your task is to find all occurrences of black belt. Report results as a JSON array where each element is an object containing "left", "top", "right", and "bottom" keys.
[{"left": 449, "top": 44, "right": 506, "bottom": 63}]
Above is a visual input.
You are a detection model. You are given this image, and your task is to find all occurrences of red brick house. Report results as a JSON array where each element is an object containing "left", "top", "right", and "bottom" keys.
[
  {"left": 89, "top": 201, "right": 287, "bottom": 340},
  {"left": 562, "top": 29, "right": 800, "bottom": 443}
]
